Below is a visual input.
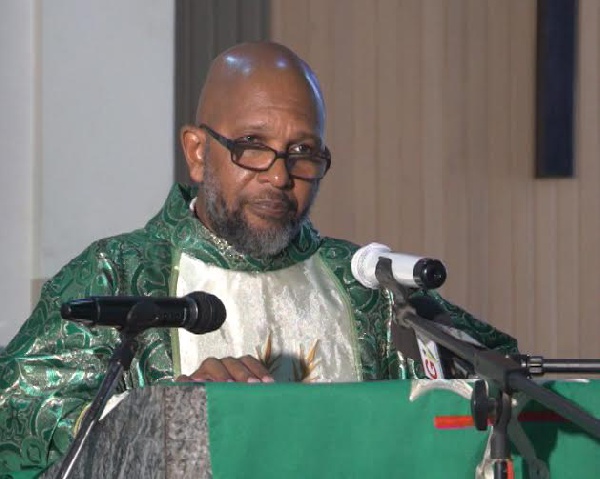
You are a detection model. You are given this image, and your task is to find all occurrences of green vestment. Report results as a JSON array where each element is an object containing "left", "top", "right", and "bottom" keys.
[{"left": 0, "top": 184, "right": 517, "bottom": 475}]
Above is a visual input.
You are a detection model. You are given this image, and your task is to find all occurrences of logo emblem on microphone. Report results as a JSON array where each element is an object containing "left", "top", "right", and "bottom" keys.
[{"left": 416, "top": 337, "right": 445, "bottom": 379}]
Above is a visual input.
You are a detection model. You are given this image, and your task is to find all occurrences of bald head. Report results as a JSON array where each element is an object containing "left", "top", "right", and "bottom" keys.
[{"left": 196, "top": 42, "right": 326, "bottom": 132}]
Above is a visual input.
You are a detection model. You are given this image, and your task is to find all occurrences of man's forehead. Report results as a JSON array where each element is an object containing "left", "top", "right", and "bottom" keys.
[{"left": 197, "top": 42, "right": 325, "bottom": 131}]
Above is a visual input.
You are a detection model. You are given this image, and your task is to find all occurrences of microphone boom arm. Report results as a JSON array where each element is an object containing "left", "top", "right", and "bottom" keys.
[{"left": 375, "top": 257, "right": 600, "bottom": 439}]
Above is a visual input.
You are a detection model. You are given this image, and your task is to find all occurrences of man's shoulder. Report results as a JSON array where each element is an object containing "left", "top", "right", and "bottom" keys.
[
  {"left": 71, "top": 226, "right": 161, "bottom": 262},
  {"left": 317, "top": 236, "right": 360, "bottom": 259},
  {"left": 45, "top": 226, "right": 173, "bottom": 299},
  {"left": 93, "top": 226, "right": 157, "bottom": 252},
  {"left": 316, "top": 235, "right": 392, "bottom": 311},
  {"left": 315, "top": 236, "right": 364, "bottom": 288}
]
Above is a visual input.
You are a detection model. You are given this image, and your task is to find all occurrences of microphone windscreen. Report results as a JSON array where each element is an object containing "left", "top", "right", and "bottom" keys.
[{"left": 186, "top": 291, "right": 227, "bottom": 334}]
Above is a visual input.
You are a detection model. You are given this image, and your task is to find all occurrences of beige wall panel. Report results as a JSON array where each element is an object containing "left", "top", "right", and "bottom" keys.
[
  {"left": 557, "top": 182, "right": 580, "bottom": 356},
  {"left": 421, "top": 1, "right": 446, "bottom": 259},
  {"left": 464, "top": 0, "right": 490, "bottom": 318},
  {"left": 577, "top": 0, "right": 600, "bottom": 358},
  {"left": 270, "top": 0, "right": 309, "bottom": 57},
  {"left": 397, "top": 0, "right": 425, "bottom": 254},
  {"left": 533, "top": 183, "right": 559, "bottom": 355},
  {"left": 328, "top": 2, "right": 359, "bottom": 238},
  {"left": 272, "top": 0, "right": 599, "bottom": 359},
  {"left": 486, "top": 1, "right": 515, "bottom": 342},
  {"left": 509, "top": 1, "right": 537, "bottom": 351},
  {"left": 351, "top": 0, "right": 378, "bottom": 242},
  {"left": 443, "top": 0, "right": 470, "bottom": 306},
  {"left": 375, "top": 0, "right": 402, "bottom": 247}
]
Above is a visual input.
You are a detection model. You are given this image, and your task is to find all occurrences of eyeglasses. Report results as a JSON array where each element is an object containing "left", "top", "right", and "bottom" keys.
[{"left": 199, "top": 124, "right": 331, "bottom": 180}]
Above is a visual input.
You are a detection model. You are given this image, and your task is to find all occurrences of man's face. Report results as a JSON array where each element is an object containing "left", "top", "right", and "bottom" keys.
[{"left": 196, "top": 76, "right": 324, "bottom": 258}]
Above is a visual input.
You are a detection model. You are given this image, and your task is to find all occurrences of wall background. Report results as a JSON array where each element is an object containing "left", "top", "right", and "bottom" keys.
[
  {"left": 1, "top": 0, "right": 599, "bottom": 361},
  {"left": 0, "top": 1, "right": 36, "bottom": 343},
  {"left": 0, "top": 0, "right": 174, "bottom": 342},
  {"left": 40, "top": 1, "right": 174, "bottom": 279},
  {"left": 271, "top": 0, "right": 600, "bottom": 359}
]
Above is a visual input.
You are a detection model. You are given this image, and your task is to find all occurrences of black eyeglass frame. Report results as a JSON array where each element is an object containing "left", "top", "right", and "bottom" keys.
[{"left": 198, "top": 123, "right": 331, "bottom": 180}]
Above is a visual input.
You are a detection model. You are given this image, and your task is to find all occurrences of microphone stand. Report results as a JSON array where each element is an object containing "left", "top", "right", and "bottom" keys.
[
  {"left": 55, "top": 327, "right": 140, "bottom": 479},
  {"left": 374, "top": 258, "right": 600, "bottom": 479},
  {"left": 512, "top": 355, "right": 600, "bottom": 376}
]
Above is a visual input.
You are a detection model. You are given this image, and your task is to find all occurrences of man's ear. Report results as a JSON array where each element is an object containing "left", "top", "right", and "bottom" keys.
[{"left": 181, "top": 125, "right": 206, "bottom": 183}]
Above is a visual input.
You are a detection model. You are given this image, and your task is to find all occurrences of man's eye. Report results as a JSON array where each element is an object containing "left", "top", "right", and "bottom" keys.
[
  {"left": 239, "top": 135, "right": 261, "bottom": 144},
  {"left": 290, "top": 144, "right": 315, "bottom": 155}
]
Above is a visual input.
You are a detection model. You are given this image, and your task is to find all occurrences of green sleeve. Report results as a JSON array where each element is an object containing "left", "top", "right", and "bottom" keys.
[
  {"left": 408, "top": 289, "right": 519, "bottom": 355},
  {"left": 0, "top": 244, "right": 122, "bottom": 474},
  {"left": 0, "top": 240, "right": 173, "bottom": 475}
]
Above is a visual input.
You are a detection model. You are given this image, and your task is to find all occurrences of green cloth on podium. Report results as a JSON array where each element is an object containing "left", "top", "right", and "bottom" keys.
[{"left": 205, "top": 380, "right": 600, "bottom": 478}]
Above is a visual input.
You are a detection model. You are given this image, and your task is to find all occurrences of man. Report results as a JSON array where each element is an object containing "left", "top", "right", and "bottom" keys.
[{"left": 0, "top": 42, "right": 517, "bottom": 474}]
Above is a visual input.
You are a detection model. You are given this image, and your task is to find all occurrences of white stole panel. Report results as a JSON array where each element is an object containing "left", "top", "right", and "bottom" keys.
[{"left": 176, "top": 253, "right": 361, "bottom": 382}]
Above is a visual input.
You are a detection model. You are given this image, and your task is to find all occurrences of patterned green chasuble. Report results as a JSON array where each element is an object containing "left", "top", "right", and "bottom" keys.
[{"left": 0, "top": 184, "right": 517, "bottom": 475}]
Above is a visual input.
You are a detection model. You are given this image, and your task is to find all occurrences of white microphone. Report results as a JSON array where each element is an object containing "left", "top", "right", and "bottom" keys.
[{"left": 351, "top": 242, "right": 447, "bottom": 290}]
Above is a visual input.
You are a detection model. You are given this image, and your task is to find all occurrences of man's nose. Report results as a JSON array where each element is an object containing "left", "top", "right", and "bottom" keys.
[{"left": 257, "top": 157, "right": 292, "bottom": 188}]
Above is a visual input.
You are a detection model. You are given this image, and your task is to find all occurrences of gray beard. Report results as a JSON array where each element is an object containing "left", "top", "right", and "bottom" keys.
[{"left": 202, "top": 162, "right": 316, "bottom": 258}]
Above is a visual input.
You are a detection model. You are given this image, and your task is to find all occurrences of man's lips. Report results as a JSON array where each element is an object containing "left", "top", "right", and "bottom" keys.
[{"left": 247, "top": 198, "right": 295, "bottom": 219}]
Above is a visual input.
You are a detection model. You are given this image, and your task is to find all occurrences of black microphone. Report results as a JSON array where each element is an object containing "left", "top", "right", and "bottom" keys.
[
  {"left": 351, "top": 242, "right": 447, "bottom": 290},
  {"left": 60, "top": 292, "right": 226, "bottom": 334}
]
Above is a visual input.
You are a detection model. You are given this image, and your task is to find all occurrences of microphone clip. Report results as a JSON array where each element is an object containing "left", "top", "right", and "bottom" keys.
[{"left": 374, "top": 257, "right": 412, "bottom": 307}]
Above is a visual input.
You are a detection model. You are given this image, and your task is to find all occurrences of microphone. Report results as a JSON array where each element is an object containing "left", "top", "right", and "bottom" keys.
[
  {"left": 351, "top": 242, "right": 447, "bottom": 290},
  {"left": 61, "top": 292, "right": 226, "bottom": 335},
  {"left": 351, "top": 243, "right": 468, "bottom": 378}
]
